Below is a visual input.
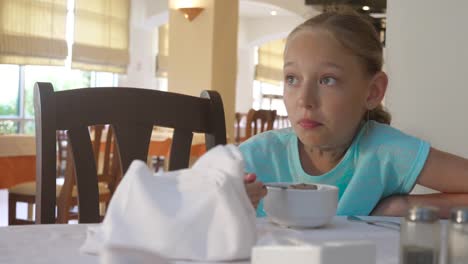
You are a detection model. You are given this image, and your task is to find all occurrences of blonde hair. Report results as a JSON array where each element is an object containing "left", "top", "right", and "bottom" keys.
[{"left": 287, "top": 10, "right": 391, "bottom": 125}]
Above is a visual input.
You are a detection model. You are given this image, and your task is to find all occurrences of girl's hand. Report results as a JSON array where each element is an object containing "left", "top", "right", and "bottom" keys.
[{"left": 244, "top": 173, "right": 267, "bottom": 209}]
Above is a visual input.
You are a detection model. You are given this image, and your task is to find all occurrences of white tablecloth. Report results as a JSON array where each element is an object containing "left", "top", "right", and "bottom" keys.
[{"left": 0, "top": 216, "right": 444, "bottom": 264}]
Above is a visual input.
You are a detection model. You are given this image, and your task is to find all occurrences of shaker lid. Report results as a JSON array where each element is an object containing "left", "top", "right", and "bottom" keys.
[
  {"left": 406, "top": 206, "right": 439, "bottom": 222},
  {"left": 450, "top": 207, "right": 468, "bottom": 223}
]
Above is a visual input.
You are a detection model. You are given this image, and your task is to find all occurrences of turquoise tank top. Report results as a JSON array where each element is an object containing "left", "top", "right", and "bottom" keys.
[{"left": 239, "top": 121, "right": 431, "bottom": 216}]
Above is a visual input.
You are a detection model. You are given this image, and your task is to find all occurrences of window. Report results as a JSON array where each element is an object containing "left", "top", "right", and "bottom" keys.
[
  {"left": 0, "top": 0, "right": 120, "bottom": 135},
  {"left": 157, "top": 77, "right": 168, "bottom": 92},
  {"left": 252, "top": 80, "right": 287, "bottom": 116},
  {"left": 0, "top": 65, "right": 117, "bottom": 134},
  {"left": 0, "top": 64, "right": 21, "bottom": 133},
  {"left": 253, "top": 39, "right": 287, "bottom": 117}
]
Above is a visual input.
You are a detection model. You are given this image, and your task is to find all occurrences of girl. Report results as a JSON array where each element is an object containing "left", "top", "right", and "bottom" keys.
[{"left": 241, "top": 11, "right": 468, "bottom": 218}]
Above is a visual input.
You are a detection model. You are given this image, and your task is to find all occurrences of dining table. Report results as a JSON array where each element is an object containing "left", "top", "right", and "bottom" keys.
[
  {"left": 0, "top": 129, "right": 207, "bottom": 189},
  {"left": 0, "top": 216, "right": 449, "bottom": 264},
  {"left": 0, "top": 134, "right": 36, "bottom": 189}
]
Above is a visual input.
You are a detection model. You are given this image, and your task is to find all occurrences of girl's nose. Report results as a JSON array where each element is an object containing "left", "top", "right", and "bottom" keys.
[{"left": 297, "top": 82, "right": 318, "bottom": 109}]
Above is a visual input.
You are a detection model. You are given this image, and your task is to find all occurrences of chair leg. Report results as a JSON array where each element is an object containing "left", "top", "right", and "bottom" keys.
[
  {"left": 8, "top": 194, "right": 16, "bottom": 226},
  {"left": 27, "top": 204, "right": 34, "bottom": 221},
  {"left": 99, "top": 202, "right": 105, "bottom": 216}
]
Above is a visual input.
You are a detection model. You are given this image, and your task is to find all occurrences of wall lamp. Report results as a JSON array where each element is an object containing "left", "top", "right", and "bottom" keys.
[{"left": 178, "top": 7, "right": 204, "bottom": 21}]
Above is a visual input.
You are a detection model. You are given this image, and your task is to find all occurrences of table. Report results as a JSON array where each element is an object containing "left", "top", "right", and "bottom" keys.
[
  {"left": 145, "top": 128, "right": 207, "bottom": 158},
  {"left": 0, "top": 135, "right": 36, "bottom": 189},
  {"left": 96, "top": 127, "right": 207, "bottom": 158},
  {"left": 0, "top": 130, "right": 207, "bottom": 189},
  {"left": 1, "top": 216, "right": 446, "bottom": 264}
]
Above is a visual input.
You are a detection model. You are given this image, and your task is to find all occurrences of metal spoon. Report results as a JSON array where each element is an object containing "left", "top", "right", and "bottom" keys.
[
  {"left": 263, "top": 183, "right": 288, "bottom": 190},
  {"left": 347, "top": 215, "right": 401, "bottom": 230}
]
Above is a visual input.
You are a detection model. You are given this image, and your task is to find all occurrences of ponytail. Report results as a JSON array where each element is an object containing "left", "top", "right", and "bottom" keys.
[{"left": 368, "top": 103, "right": 391, "bottom": 125}]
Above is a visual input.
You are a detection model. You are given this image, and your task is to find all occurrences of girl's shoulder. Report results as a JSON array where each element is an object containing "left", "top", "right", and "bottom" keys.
[{"left": 355, "top": 121, "right": 430, "bottom": 159}]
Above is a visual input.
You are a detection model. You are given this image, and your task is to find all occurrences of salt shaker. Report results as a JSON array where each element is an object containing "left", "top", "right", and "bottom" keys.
[
  {"left": 400, "top": 206, "right": 440, "bottom": 264},
  {"left": 447, "top": 208, "right": 468, "bottom": 264}
]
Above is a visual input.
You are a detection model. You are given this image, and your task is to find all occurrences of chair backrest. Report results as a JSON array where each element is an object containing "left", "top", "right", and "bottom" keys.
[
  {"left": 34, "top": 82, "right": 227, "bottom": 224},
  {"left": 244, "top": 109, "right": 277, "bottom": 139},
  {"left": 234, "top": 112, "right": 245, "bottom": 144},
  {"left": 91, "top": 124, "right": 121, "bottom": 193}
]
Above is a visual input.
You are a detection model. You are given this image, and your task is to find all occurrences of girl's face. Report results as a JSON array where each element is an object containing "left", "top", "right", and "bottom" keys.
[{"left": 283, "top": 29, "right": 375, "bottom": 149}]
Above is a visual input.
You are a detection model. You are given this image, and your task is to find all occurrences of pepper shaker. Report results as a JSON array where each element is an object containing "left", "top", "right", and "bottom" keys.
[
  {"left": 400, "top": 206, "right": 440, "bottom": 264},
  {"left": 447, "top": 208, "right": 468, "bottom": 264}
]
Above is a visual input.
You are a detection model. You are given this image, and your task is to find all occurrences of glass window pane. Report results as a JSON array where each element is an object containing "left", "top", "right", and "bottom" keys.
[
  {"left": 157, "top": 77, "right": 168, "bottom": 91},
  {"left": 24, "top": 65, "right": 92, "bottom": 117},
  {"left": 260, "top": 99, "right": 271, "bottom": 110},
  {"left": 94, "top": 72, "right": 116, "bottom": 87},
  {"left": 0, "top": 64, "right": 20, "bottom": 117},
  {"left": 271, "top": 99, "right": 287, "bottom": 116},
  {"left": 23, "top": 120, "right": 35, "bottom": 135},
  {"left": 0, "top": 120, "right": 19, "bottom": 134},
  {"left": 260, "top": 82, "right": 283, "bottom": 95}
]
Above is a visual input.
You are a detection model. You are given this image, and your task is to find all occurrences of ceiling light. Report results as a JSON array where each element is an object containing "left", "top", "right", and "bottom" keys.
[
  {"left": 270, "top": 10, "right": 277, "bottom": 16},
  {"left": 362, "top": 6, "right": 370, "bottom": 11}
]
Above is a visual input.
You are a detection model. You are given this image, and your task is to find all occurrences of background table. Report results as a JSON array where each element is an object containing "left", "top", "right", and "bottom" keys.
[
  {"left": 0, "top": 135, "right": 36, "bottom": 189},
  {"left": 0, "top": 129, "right": 207, "bottom": 189}
]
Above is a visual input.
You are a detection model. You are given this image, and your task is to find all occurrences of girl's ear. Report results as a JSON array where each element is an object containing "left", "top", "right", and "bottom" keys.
[{"left": 366, "top": 71, "right": 388, "bottom": 109}]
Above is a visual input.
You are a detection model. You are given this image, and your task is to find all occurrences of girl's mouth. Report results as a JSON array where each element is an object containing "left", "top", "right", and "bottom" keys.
[{"left": 298, "top": 119, "right": 322, "bottom": 129}]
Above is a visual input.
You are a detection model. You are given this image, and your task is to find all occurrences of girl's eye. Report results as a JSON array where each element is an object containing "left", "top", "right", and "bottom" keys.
[
  {"left": 319, "top": 76, "right": 337, "bottom": 86},
  {"left": 285, "top": 75, "right": 299, "bottom": 86}
]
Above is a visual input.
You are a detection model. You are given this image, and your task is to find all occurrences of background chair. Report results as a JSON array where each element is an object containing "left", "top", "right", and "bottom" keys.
[
  {"left": 34, "top": 82, "right": 227, "bottom": 224},
  {"left": 8, "top": 128, "right": 112, "bottom": 225},
  {"left": 243, "top": 109, "right": 277, "bottom": 141},
  {"left": 234, "top": 112, "right": 246, "bottom": 145},
  {"left": 55, "top": 125, "right": 117, "bottom": 223}
]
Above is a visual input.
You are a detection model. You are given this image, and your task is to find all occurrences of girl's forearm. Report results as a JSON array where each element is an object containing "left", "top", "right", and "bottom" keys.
[{"left": 371, "top": 193, "right": 468, "bottom": 219}]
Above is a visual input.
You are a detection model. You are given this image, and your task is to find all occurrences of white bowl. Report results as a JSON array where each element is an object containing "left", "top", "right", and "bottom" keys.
[{"left": 263, "top": 183, "right": 338, "bottom": 228}]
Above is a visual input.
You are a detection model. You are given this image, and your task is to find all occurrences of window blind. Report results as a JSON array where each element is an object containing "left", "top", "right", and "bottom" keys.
[
  {"left": 0, "top": 0, "right": 68, "bottom": 66},
  {"left": 72, "top": 0, "right": 130, "bottom": 73}
]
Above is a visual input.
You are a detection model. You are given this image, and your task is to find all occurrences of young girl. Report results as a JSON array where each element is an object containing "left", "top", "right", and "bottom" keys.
[{"left": 240, "top": 11, "right": 468, "bottom": 218}]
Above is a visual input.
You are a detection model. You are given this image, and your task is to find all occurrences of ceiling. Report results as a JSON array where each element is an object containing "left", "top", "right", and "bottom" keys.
[
  {"left": 239, "top": 1, "right": 300, "bottom": 18},
  {"left": 305, "top": 0, "right": 386, "bottom": 14}
]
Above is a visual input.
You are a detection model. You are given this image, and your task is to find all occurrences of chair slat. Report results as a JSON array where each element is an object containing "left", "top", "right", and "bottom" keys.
[
  {"left": 113, "top": 123, "right": 153, "bottom": 174},
  {"left": 169, "top": 129, "right": 193, "bottom": 171},
  {"left": 67, "top": 126, "right": 100, "bottom": 223},
  {"left": 244, "top": 109, "right": 277, "bottom": 140}
]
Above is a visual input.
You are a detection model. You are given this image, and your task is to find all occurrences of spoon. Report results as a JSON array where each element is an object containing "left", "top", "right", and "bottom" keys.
[
  {"left": 347, "top": 215, "right": 401, "bottom": 230},
  {"left": 263, "top": 183, "right": 288, "bottom": 190}
]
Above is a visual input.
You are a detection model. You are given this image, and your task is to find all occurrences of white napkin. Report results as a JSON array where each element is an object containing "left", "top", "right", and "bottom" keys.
[{"left": 81, "top": 144, "right": 257, "bottom": 262}]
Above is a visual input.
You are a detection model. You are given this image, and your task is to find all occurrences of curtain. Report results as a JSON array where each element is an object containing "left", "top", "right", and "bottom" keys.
[
  {"left": 0, "top": 0, "right": 68, "bottom": 66},
  {"left": 156, "top": 23, "right": 169, "bottom": 78},
  {"left": 255, "top": 38, "right": 286, "bottom": 85},
  {"left": 72, "top": 0, "right": 130, "bottom": 73}
]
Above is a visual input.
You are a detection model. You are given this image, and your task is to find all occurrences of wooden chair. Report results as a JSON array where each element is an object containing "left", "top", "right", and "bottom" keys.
[
  {"left": 234, "top": 112, "right": 247, "bottom": 145},
  {"left": 8, "top": 129, "right": 112, "bottom": 225},
  {"left": 34, "top": 82, "right": 227, "bottom": 224},
  {"left": 244, "top": 109, "right": 277, "bottom": 141},
  {"left": 8, "top": 131, "right": 72, "bottom": 225},
  {"left": 56, "top": 125, "right": 118, "bottom": 223}
]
